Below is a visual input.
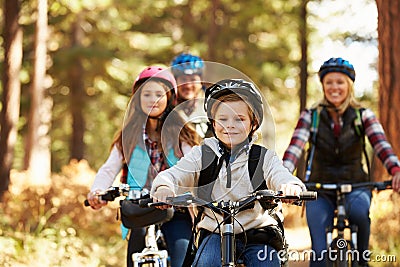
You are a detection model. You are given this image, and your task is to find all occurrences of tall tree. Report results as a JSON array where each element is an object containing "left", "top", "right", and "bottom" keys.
[
  {"left": 299, "top": 0, "right": 309, "bottom": 113},
  {"left": 24, "top": 0, "right": 51, "bottom": 185},
  {"left": 0, "top": 0, "right": 23, "bottom": 199},
  {"left": 69, "top": 13, "right": 85, "bottom": 161},
  {"left": 375, "top": 0, "right": 400, "bottom": 179},
  {"left": 207, "top": 0, "right": 220, "bottom": 61},
  {"left": 295, "top": 0, "right": 310, "bottom": 180}
]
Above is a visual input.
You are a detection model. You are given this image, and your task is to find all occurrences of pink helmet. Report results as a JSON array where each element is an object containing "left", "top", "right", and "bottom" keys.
[{"left": 132, "top": 66, "right": 177, "bottom": 96}]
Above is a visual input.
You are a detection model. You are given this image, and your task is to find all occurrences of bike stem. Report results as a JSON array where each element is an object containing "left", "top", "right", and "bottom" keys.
[{"left": 221, "top": 201, "right": 235, "bottom": 267}]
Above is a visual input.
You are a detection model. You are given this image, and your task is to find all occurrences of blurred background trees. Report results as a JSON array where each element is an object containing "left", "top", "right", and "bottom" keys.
[{"left": 0, "top": 0, "right": 398, "bottom": 195}]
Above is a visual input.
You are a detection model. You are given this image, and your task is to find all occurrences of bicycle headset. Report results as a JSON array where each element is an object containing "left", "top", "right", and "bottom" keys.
[{"left": 318, "top": 57, "right": 356, "bottom": 82}]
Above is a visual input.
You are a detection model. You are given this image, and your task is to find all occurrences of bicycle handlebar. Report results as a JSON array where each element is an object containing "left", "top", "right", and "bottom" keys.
[
  {"left": 305, "top": 180, "right": 392, "bottom": 192},
  {"left": 83, "top": 184, "right": 131, "bottom": 207},
  {"left": 139, "top": 190, "right": 317, "bottom": 210}
]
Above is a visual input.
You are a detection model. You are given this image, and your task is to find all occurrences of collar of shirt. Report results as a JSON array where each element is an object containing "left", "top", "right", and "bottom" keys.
[{"left": 218, "top": 140, "right": 251, "bottom": 163}]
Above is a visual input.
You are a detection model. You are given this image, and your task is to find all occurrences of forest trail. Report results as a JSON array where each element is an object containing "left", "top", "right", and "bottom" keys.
[{"left": 285, "top": 225, "right": 311, "bottom": 267}]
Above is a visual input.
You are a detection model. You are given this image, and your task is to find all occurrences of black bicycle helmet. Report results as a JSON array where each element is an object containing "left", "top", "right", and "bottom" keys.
[
  {"left": 318, "top": 57, "right": 356, "bottom": 82},
  {"left": 204, "top": 79, "right": 264, "bottom": 131},
  {"left": 171, "top": 53, "right": 204, "bottom": 77}
]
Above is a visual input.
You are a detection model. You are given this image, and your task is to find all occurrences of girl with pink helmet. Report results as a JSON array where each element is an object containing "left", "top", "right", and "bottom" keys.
[{"left": 87, "top": 66, "right": 200, "bottom": 267}]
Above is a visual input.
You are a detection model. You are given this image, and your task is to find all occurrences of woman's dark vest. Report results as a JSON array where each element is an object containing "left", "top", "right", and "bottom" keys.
[{"left": 309, "top": 107, "right": 368, "bottom": 183}]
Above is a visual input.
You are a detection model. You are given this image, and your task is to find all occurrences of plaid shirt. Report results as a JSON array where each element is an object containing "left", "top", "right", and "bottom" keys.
[
  {"left": 282, "top": 108, "right": 400, "bottom": 176},
  {"left": 144, "top": 130, "right": 167, "bottom": 187}
]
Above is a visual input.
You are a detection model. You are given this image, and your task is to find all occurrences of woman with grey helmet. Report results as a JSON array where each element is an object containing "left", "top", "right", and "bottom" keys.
[
  {"left": 151, "top": 78, "right": 305, "bottom": 266},
  {"left": 282, "top": 57, "right": 400, "bottom": 267},
  {"left": 171, "top": 53, "right": 212, "bottom": 138}
]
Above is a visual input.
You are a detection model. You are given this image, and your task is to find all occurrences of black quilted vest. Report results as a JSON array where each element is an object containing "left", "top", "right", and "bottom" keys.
[{"left": 309, "top": 107, "right": 368, "bottom": 183}]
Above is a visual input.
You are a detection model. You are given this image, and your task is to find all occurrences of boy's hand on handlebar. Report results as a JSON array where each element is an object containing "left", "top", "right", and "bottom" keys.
[
  {"left": 393, "top": 172, "right": 400, "bottom": 192},
  {"left": 279, "top": 184, "right": 303, "bottom": 203},
  {"left": 87, "top": 190, "right": 107, "bottom": 210},
  {"left": 152, "top": 186, "right": 175, "bottom": 209}
]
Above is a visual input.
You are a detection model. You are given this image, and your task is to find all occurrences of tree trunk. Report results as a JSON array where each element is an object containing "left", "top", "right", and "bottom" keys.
[
  {"left": 0, "top": 0, "right": 23, "bottom": 199},
  {"left": 299, "top": 0, "right": 308, "bottom": 113},
  {"left": 24, "top": 0, "right": 52, "bottom": 185},
  {"left": 296, "top": 0, "right": 309, "bottom": 181},
  {"left": 207, "top": 0, "right": 219, "bottom": 61},
  {"left": 375, "top": 0, "right": 400, "bottom": 180},
  {"left": 69, "top": 14, "right": 86, "bottom": 161}
]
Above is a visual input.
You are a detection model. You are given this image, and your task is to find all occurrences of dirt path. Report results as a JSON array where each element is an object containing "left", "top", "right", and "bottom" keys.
[{"left": 284, "top": 226, "right": 311, "bottom": 266}]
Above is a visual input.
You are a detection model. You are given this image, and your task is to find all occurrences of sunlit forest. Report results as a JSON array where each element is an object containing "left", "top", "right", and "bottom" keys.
[{"left": 0, "top": 0, "right": 399, "bottom": 266}]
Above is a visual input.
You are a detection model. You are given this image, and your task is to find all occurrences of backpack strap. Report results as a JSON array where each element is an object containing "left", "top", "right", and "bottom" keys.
[
  {"left": 248, "top": 144, "right": 268, "bottom": 192},
  {"left": 184, "top": 144, "right": 219, "bottom": 267},
  {"left": 305, "top": 107, "right": 321, "bottom": 181},
  {"left": 354, "top": 108, "right": 363, "bottom": 137},
  {"left": 198, "top": 145, "right": 218, "bottom": 187},
  {"left": 249, "top": 144, "right": 285, "bottom": 235},
  {"left": 197, "top": 144, "right": 222, "bottom": 202}
]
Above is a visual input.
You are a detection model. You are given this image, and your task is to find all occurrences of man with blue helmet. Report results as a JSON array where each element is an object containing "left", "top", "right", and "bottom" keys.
[{"left": 171, "top": 53, "right": 212, "bottom": 138}]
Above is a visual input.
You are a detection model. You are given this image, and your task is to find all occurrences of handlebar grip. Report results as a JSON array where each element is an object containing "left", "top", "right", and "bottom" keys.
[
  {"left": 300, "top": 191, "right": 317, "bottom": 200},
  {"left": 382, "top": 180, "right": 393, "bottom": 189},
  {"left": 139, "top": 198, "right": 153, "bottom": 208}
]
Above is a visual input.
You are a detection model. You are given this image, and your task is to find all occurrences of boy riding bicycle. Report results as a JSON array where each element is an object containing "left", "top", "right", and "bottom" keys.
[{"left": 151, "top": 79, "right": 306, "bottom": 266}]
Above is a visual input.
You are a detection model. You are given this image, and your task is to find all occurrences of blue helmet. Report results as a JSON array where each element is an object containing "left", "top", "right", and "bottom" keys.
[
  {"left": 171, "top": 53, "right": 204, "bottom": 77},
  {"left": 318, "top": 57, "right": 356, "bottom": 82}
]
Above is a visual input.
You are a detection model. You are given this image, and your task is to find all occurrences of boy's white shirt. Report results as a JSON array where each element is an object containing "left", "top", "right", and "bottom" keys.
[{"left": 151, "top": 136, "right": 305, "bottom": 234}]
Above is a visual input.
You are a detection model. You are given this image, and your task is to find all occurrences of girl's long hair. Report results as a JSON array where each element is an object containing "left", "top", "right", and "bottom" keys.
[{"left": 111, "top": 81, "right": 200, "bottom": 164}]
